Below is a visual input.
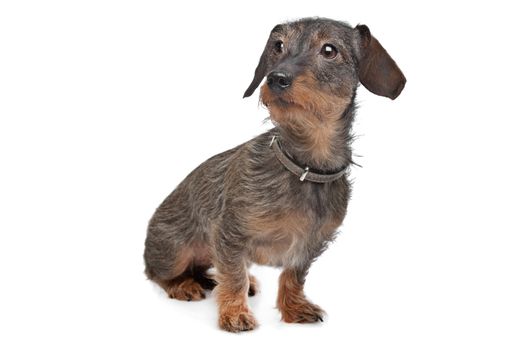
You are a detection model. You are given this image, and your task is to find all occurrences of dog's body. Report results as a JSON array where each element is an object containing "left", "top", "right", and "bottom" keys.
[{"left": 144, "top": 17, "right": 405, "bottom": 332}]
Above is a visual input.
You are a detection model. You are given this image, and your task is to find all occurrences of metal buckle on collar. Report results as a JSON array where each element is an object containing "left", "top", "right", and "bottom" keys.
[
  {"left": 269, "top": 135, "right": 277, "bottom": 147},
  {"left": 299, "top": 166, "right": 309, "bottom": 181}
]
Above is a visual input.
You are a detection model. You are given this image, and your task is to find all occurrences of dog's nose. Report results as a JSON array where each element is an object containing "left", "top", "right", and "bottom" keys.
[{"left": 267, "top": 71, "right": 292, "bottom": 91}]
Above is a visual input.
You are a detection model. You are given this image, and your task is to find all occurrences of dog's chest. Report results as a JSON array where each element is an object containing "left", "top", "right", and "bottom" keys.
[{"left": 245, "top": 185, "right": 346, "bottom": 267}]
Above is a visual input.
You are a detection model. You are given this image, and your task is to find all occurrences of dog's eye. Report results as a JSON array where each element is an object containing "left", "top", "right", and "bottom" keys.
[
  {"left": 320, "top": 44, "right": 337, "bottom": 59},
  {"left": 274, "top": 40, "right": 284, "bottom": 54}
]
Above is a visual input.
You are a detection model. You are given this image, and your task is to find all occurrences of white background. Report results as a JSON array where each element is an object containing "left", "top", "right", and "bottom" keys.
[{"left": 1, "top": 1, "right": 524, "bottom": 349}]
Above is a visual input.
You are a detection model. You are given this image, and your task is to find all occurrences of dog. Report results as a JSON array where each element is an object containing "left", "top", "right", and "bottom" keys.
[{"left": 144, "top": 17, "right": 405, "bottom": 332}]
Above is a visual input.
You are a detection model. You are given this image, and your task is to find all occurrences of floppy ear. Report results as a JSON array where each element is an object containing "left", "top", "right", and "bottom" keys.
[
  {"left": 243, "top": 41, "right": 271, "bottom": 98},
  {"left": 354, "top": 25, "right": 406, "bottom": 100}
]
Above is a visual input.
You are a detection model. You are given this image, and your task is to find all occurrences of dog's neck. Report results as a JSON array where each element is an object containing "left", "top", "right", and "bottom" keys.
[{"left": 272, "top": 103, "right": 354, "bottom": 173}]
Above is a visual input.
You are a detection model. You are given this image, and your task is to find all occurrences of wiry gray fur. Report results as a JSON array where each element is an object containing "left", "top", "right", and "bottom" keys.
[{"left": 144, "top": 17, "right": 405, "bottom": 332}]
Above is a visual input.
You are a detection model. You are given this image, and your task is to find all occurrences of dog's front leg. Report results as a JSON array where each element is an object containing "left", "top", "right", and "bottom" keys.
[
  {"left": 213, "top": 226, "right": 257, "bottom": 332},
  {"left": 215, "top": 261, "right": 256, "bottom": 332},
  {"left": 277, "top": 267, "right": 325, "bottom": 323}
]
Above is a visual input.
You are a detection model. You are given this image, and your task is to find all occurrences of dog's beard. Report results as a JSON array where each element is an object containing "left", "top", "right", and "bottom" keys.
[
  {"left": 260, "top": 81, "right": 350, "bottom": 125},
  {"left": 260, "top": 84, "right": 319, "bottom": 126},
  {"left": 260, "top": 85, "right": 304, "bottom": 108}
]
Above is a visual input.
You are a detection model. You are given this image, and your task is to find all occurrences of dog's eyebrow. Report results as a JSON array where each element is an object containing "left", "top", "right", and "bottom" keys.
[{"left": 271, "top": 24, "right": 285, "bottom": 34}]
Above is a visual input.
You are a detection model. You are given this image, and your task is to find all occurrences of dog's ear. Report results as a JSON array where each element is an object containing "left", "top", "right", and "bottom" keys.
[
  {"left": 243, "top": 44, "right": 270, "bottom": 98},
  {"left": 353, "top": 25, "right": 406, "bottom": 100},
  {"left": 243, "top": 26, "right": 281, "bottom": 98}
]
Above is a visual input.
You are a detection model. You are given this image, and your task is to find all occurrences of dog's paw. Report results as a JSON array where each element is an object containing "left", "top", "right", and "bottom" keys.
[
  {"left": 167, "top": 278, "right": 206, "bottom": 301},
  {"left": 280, "top": 301, "right": 325, "bottom": 323},
  {"left": 219, "top": 310, "right": 258, "bottom": 332}
]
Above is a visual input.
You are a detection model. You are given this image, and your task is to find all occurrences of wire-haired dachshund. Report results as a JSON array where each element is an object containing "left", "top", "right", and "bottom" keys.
[{"left": 144, "top": 17, "right": 406, "bottom": 332}]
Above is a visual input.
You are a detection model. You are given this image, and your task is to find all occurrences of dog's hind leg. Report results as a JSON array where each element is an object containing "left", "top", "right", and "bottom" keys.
[{"left": 145, "top": 233, "right": 214, "bottom": 301}]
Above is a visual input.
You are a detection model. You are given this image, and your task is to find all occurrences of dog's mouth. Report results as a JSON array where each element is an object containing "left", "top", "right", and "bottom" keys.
[
  {"left": 271, "top": 97, "right": 295, "bottom": 108},
  {"left": 260, "top": 84, "right": 307, "bottom": 111}
]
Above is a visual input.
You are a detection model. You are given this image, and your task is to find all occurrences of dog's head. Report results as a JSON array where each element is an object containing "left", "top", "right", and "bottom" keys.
[{"left": 244, "top": 18, "right": 406, "bottom": 122}]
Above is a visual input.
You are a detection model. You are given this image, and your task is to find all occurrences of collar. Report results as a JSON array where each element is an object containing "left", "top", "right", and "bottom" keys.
[{"left": 269, "top": 135, "right": 348, "bottom": 183}]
